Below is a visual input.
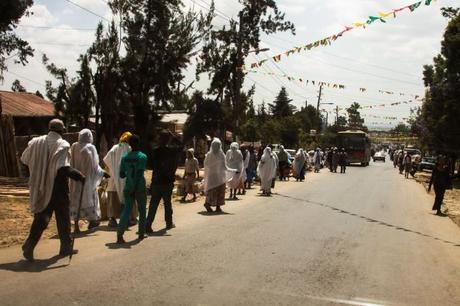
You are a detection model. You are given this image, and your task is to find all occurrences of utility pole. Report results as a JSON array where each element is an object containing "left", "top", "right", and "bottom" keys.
[
  {"left": 316, "top": 83, "right": 323, "bottom": 114},
  {"left": 335, "top": 105, "right": 339, "bottom": 125},
  {"left": 233, "top": 12, "right": 243, "bottom": 142},
  {"left": 316, "top": 83, "right": 323, "bottom": 132}
]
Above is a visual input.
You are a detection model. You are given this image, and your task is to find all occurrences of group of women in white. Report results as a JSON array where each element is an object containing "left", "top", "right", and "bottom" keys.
[{"left": 203, "top": 138, "right": 309, "bottom": 210}]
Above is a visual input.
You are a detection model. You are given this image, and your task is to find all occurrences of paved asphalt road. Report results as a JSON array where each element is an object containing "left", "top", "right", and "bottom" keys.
[{"left": 1, "top": 160, "right": 460, "bottom": 305}]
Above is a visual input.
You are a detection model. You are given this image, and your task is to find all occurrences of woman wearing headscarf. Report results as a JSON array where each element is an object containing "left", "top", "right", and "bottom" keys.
[
  {"left": 103, "top": 131, "right": 138, "bottom": 228},
  {"left": 225, "top": 142, "right": 244, "bottom": 200},
  {"left": 182, "top": 148, "right": 200, "bottom": 202},
  {"left": 313, "top": 148, "right": 322, "bottom": 173},
  {"left": 293, "top": 148, "right": 306, "bottom": 182},
  {"left": 258, "top": 147, "right": 277, "bottom": 196},
  {"left": 428, "top": 154, "right": 452, "bottom": 215},
  {"left": 204, "top": 138, "right": 236, "bottom": 213},
  {"left": 69, "top": 129, "right": 107, "bottom": 232}
]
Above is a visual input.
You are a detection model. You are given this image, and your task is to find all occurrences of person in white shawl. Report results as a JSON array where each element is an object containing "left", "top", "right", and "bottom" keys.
[
  {"left": 103, "top": 132, "right": 137, "bottom": 228},
  {"left": 258, "top": 147, "right": 277, "bottom": 196},
  {"left": 203, "top": 138, "right": 236, "bottom": 213},
  {"left": 225, "top": 142, "right": 244, "bottom": 199},
  {"left": 20, "top": 119, "right": 85, "bottom": 261},
  {"left": 293, "top": 148, "right": 306, "bottom": 182},
  {"left": 313, "top": 148, "right": 322, "bottom": 173},
  {"left": 69, "top": 129, "right": 107, "bottom": 232}
]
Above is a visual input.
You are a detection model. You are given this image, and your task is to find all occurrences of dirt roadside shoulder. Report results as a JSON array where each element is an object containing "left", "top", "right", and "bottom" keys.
[{"left": 414, "top": 171, "right": 460, "bottom": 228}]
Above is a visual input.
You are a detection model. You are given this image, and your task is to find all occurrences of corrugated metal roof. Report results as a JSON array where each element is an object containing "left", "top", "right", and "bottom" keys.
[
  {"left": 0, "top": 91, "right": 55, "bottom": 117},
  {"left": 160, "top": 113, "right": 189, "bottom": 125}
]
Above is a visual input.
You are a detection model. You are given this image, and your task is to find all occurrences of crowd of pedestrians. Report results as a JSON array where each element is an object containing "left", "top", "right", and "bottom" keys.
[{"left": 20, "top": 119, "right": 350, "bottom": 261}]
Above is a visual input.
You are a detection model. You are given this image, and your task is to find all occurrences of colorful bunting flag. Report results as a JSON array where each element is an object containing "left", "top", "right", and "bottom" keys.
[{"left": 243, "top": 0, "right": 436, "bottom": 70}]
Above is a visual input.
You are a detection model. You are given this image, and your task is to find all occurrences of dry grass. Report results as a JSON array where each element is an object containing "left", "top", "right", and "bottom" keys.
[{"left": 0, "top": 197, "right": 58, "bottom": 248}]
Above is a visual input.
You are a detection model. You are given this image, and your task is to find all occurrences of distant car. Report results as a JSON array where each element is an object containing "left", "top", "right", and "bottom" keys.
[
  {"left": 373, "top": 151, "right": 386, "bottom": 162},
  {"left": 418, "top": 156, "right": 436, "bottom": 172}
]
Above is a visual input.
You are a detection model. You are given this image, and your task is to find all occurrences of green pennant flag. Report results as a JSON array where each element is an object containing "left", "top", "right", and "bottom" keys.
[{"left": 409, "top": 2, "right": 422, "bottom": 12}]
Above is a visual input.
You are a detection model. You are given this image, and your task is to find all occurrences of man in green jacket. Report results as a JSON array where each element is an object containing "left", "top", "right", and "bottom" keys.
[{"left": 117, "top": 135, "right": 148, "bottom": 243}]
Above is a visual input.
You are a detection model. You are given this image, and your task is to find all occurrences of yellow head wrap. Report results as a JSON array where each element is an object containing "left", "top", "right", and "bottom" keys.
[{"left": 119, "top": 131, "right": 132, "bottom": 144}]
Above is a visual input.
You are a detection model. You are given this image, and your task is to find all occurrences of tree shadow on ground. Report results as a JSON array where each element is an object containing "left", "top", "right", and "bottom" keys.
[
  {"left": 277, "top": 193, "right": 460, "bottom": 247},
  {"left": 0, "top": 255, "right": 68, "bottom": 273}
]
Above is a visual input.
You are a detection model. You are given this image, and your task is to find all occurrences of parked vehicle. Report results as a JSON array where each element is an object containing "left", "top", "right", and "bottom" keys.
[{"left": 418, "top": 156, "right": 436, "bottom": 172}]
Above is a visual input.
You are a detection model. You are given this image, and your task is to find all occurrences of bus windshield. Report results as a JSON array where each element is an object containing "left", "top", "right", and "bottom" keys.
[{"left": 337, "top": 135, "right": 366, "bottom": 150}]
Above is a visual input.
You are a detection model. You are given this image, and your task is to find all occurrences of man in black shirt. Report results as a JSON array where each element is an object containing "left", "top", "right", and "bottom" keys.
[{"left": 146, "top": 130, "right": 183, "bottom": 232}]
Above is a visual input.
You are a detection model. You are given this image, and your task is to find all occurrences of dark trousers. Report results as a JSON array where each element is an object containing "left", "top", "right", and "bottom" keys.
[
  {"left": 146, "top": 184, "right": 174, "bottom": 228},
  {"left": 432, "top": 185, "right": 446, "bottom": 212},
  {"left": 279, "top": 161, "right": 288, "bottom": 180},
  {"left": 340, "top": 165, "right": 346, "bottom": 173},
  {"left": 24, "top": 195, "right": 71, "bottom": 252}
]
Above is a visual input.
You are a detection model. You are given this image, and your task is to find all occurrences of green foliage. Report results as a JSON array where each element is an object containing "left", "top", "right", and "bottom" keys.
[
  {"left": 269, "top": 87, "right": 296, "bottom": 117},
  {"left": 197, "top": 0, "right": 295, "bottom": 137},
  {"left": 183, "top": 91, "right": 224, "bottom": 141},
  {"left": 11, "top": 79, "right": 26, "bottom": 92},
  {"left": 391, "top": 123, "right": 411, "bottom": 135},
  {"left": 420, "top": 8, "right": 460, "bottom": 155},
  {"left": 0, "top": 0, "right": 34, "bottom": 80},
  {"left": 115, "top": 0, "right": 213, "bottom": 139},
  {"left": 346, "top": 102, "right": 366, "bottom": 131}
]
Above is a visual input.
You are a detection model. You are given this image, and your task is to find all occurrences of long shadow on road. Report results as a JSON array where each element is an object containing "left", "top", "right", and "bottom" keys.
[
  {"left": 0, "top": 255, "right": 68, "bottom": 273},
  {"left": 277, "top": 193, "right": 460, "bottom": 248}
]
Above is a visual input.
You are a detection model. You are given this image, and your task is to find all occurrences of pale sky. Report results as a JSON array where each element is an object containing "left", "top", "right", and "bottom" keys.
[{"left": 1, "top": 0, "right": 458, "bottom": 129}]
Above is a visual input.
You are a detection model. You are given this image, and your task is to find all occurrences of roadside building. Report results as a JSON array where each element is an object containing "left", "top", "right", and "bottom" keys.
[{"left": 0, "top": 91, "right": 56, "bottom": 177}]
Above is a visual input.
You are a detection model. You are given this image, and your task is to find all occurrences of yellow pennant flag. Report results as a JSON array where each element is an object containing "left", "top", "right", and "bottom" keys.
[
  {"left": 352, "top": 22, "right": 366, "bottom": 28},
  {"left": 378, "top": 11, "right": 394, "bottom": 18}
]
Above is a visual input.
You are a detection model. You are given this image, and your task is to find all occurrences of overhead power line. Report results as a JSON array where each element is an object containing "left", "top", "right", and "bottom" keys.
[
  {"left": 63, "top": 0, "right": 110, "bottom": 22},
  {"left": 5, "top": 71, "right": 47, "bottom": 89},
  {"left": 17, "top": 24, "right": 96, "bottom": 31}
]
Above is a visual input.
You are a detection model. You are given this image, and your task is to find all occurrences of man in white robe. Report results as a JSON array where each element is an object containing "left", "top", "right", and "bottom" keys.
[
  {"left": 20, "top": 119, "right": 85, "bottom": 261},
  {"left": 69, "top": 129, "right": 107, "bottom": 232},
  {"left": 103, "top": 132, "right": 137, "bottom": 228}
]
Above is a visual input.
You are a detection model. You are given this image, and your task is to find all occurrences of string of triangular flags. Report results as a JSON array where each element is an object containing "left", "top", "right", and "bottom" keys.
[
  {"left": 243, "top": 0, "right": 436, "bottom": 70},
  {"left": 359, "top": 99, "right": 422, "bottom": 109},
  {"left": 247, "top": 70, "right": 421, "bottom": 98},
  {"left": 320, "top": 109, "right": 409, "bottom": 121}
]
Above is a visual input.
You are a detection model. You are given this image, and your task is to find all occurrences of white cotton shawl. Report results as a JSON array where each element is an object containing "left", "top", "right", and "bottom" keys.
[
  {"left": 293, "top": 149, "right": 306, "bottom": 175},
  {"left": 69, "top": 129, "right": 104, "bottom": 219},
  {"left": 257, "top": 147, "right": 277, "bottom": 191},
  {"left": 103, "top": 142, "right": 131, "bottom": 200},
  {"left": 225, "top": 142, "right": 244, "bottom": 189},
  {"left": 203, "top": 138, "right": 236, "bottom": 192},
  {"left": 20, "top": 131, "right": 70, "bottom": 213}
]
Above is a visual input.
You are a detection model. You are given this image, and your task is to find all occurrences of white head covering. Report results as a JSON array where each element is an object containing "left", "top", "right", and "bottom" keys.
[
  {"left": 69, "top": 129, "right": 104, "bottom": 219},
  {"left": 77, "top": 129, "right": 98, "bottom": 171},
  {"left": 294, "top": 148, "right": 306, "bottom": 174},
  {"left": 204, "top": 138, "right": 236, "bottom": 192},
  {"left": 257, "top": 147, "right": 277, "bottom": 191},
  {"left": 226, "top": 142, "right": 244, "bottom": 171}
]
